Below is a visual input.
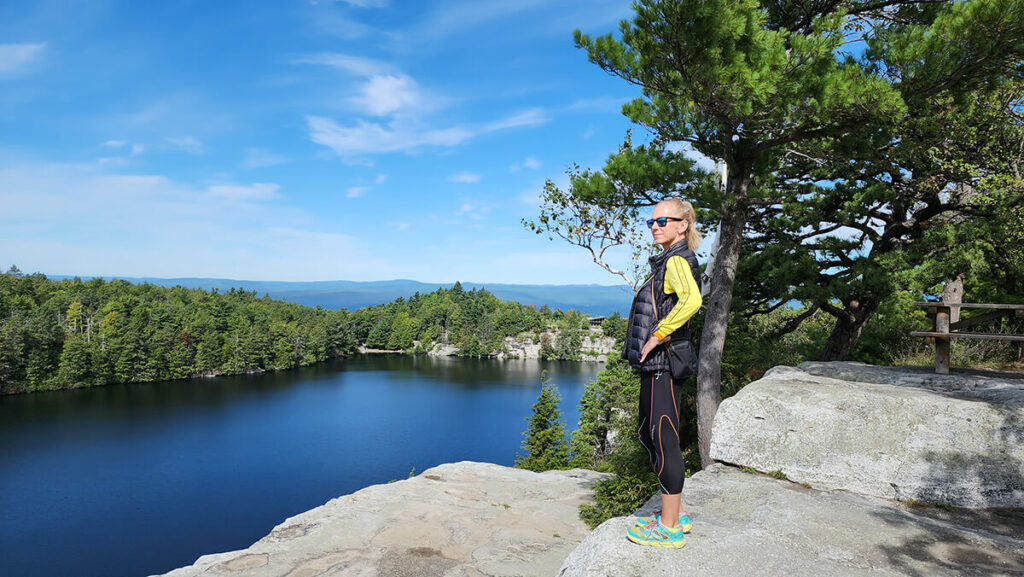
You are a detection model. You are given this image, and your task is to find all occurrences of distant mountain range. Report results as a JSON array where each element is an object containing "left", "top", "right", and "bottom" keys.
[{"left": 48, "top": 276, "right": 635, "bottom": 316}]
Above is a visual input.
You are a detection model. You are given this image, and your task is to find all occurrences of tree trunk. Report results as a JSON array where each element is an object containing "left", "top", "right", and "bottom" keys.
[
  {"left": 695, "top": 197, "right": 748, "bottom": 468},
  {"left": 819, "top": 295, "right": 883, "bottom": 361}
]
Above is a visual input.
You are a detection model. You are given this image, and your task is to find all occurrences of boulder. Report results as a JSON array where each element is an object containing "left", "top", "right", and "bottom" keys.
[
  {"left": 158, "top": 462, "right": 607, "bottom": 577},
  {"left": 709, "top": 362, "right": 1024, "bottom": 508},
  {"left": 558, "top": 464, "right": 1024, "bottom": 577}
]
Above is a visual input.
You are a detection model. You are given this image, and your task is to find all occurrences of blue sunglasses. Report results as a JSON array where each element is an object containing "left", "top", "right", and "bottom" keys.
[{"left": 646, "top": 217, "right": 684, "bottom": 228}]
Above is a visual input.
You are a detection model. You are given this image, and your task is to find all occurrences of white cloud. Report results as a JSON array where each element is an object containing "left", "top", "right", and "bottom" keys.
[
  {"left": 308, "top": 116, "right": 469, "bottom": 156},
  {"left": 482, "top": 108, "right": 547, "bottom": 131},
  {"left": 307, "top": 108, "right": 547, "bottom": 158},
  {"left": 346, "top": 186, "right": 368, "bottom": 198},
  {"left": 449, "top": 172, "right": 481, "bottom": 184},
  {"left": 0, "top": 43, "right": 46, "bottom": 77},
  {"left": 167, "top": 136, "right": 206, "bottom": 155},
  {"left": 510, "top": 156, "right": 542, "bottom": 171},
  {"left": 131, "top": 144, "right": 145, "bottom": 156},
  {"left": 375, "top": 173, "right": 387, "bottom": 184},
  {"left": 102, "top": 140, "right": 125, "bottom": 148},
  {"left": 456, "top": 200, "right": 491, "bottom": 220},
  {"left": 293, "top": 53, "right": 394, "bottom": 77},
  {"left": 350, "top": 74, "right": 424, "bottom": 116}
]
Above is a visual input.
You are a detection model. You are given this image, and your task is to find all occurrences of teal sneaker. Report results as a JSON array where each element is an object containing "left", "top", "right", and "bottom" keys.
[
  {"left": 626, "top": 519, "right": 686, "bottom": 548},
  {"left": 634, "top": 513, "right": 692, "bottom": 533}
]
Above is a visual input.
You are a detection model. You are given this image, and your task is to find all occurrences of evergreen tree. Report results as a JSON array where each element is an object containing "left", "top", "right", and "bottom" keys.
[
  {"left": 535, "top": 0, "right": 1021, "bottom": 466},
  {"left": 600, "top": 312, "right": 627, "bottom": 348},
  {"left": 515, "top": 372, "right": 570, "bottom": 472}
]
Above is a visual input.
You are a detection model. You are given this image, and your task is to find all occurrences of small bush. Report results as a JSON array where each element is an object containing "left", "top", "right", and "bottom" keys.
[{"left": 578, "top": 474, "right": 658, "bottom": 529}]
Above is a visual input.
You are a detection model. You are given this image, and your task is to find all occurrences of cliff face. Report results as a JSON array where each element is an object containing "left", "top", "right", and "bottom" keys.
[{"left": 426, "top": 329, "right": 618, "bottom": 361}]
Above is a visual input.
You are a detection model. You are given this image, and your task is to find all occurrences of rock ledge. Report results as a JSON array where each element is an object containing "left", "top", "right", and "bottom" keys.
[{"left": 159, "top": 462, "right": 607, "bottom": 577}]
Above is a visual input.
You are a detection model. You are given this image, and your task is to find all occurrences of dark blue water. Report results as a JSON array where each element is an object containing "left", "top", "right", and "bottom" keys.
[{"left": 0, "top": 354, "right": 601, "bottom": 577}]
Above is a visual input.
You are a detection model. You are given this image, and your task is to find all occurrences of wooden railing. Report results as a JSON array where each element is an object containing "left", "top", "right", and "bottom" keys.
[{"left": 911, "top": 302, "right": 1024, "bottom": 374}]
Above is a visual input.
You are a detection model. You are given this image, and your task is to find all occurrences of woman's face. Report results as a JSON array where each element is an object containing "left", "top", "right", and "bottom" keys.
[{"left": 650, "top": 202, "right": 688, "bottom": 249}]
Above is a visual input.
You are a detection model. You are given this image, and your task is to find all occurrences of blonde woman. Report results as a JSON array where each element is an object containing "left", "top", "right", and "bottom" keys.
[{"left": 621, "top": 198, "right": 702, "bottom": 548}]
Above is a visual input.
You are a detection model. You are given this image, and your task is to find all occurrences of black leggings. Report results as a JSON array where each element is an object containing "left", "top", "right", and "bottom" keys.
[{"left": 638, "top": 370, "right": 685, "bottom": 494}]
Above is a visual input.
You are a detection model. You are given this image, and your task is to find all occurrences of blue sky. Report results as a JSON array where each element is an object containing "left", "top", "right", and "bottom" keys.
[{"left": 1, "top": 0, "right": 710, "bottom": 285}]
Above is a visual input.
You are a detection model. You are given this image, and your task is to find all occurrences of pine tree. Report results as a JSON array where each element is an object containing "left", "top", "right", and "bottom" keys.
[{"left": 515, "top": 371, "right": 570, "bottom": 472}]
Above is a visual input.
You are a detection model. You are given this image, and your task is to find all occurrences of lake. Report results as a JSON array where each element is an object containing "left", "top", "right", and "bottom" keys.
[{"left": 0, "top": 354, "right": 603, "bottom": 577}]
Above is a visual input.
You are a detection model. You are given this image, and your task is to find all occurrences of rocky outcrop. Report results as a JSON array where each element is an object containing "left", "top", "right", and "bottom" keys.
[
  {"left": 426, "top": 329, "right": 618, "bottom": 362},
  {"left": 710, "top": 362, "right": 1024, "bottom": 508},
  {"left": 558, "top": 463, "right": 1024, "bottom": 577},
  {"left": 497, "top": 331, "right": 617, "bottom": 361},
  {"left": 159, "top": 462, "right": 608, "bottom": 577},
  {"left": 560, "top": 362, "right": 1024, "bottom": 577}
]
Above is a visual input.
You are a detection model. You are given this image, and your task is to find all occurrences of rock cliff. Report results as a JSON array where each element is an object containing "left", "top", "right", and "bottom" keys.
[{"left": 158, "top": 462, "right": 607, "bottom": 577}]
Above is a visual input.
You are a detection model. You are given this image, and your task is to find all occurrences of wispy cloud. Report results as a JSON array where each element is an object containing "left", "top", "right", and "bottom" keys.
[
  {"left": 308, "top": 116, "right": 468, "bottom": 156},
  {"left": 449, "top": 172, "right": 481, "bottom": 184},
  {"left": 346, "top": 186, "right": 368, "bottom": 198},
  {"left": 97, "top": 141, "right": 144, "bottom": 165},
  {"left": 306, "top": 5, "right": 376, "bottom": 40},
  {"left": 510, "top": 156, "right": 541, "bottom": 171},
  {"left": 208, "top": 183, "right": 280, "bottom": 201},
  {"left": 567, "top": 96, "right": 628, "bottom": 113},
  {"left": 331, "top": 0, "right": 387, "bottom": 7},
  {"left": 167, "top": 136, "right": 205, "bottom": 155},
  {"left": 0, "top": 43, "right": 46, "bottom": 77},
  {"left": 375, "top": 174, "right": 387, "bottom": 184},
  {"left": 293, "top": 53, "right": 394, "bottom": 76},
  {"left": 307, "top": 108, "right": 547, "bottom": 158},
  {"left": 482, "top": 108, "right": 547, "bottom": 131},
  {"left": 411, "top": 0, "right": 550, "bottom": 41},
  {"left": 0, "top": 160, "right": 383, "bottom": 281}
]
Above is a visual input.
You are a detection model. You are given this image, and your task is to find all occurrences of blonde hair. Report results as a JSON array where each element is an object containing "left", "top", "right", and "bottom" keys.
[{"left": 660, "top": 198, "right": 701, "bottom": 250}]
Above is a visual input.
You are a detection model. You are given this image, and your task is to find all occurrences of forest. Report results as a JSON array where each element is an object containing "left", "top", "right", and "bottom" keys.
[{"left": 0, "top": 271, "right": 591, "bottom": 395}]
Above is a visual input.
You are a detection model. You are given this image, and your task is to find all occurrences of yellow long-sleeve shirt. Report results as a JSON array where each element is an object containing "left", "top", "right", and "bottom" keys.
[{"left": 652, "top": 255, "right": 702, "bottom": 339}]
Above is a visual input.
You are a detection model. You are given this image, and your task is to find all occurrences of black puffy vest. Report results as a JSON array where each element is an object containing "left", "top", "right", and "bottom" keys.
[{"left": 622, "top": 241, "right": 700, "bottom": 372}]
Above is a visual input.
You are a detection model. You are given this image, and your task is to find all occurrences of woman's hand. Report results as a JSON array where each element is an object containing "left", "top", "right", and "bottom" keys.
[{"left": 639, "top": 334, "right": 669, "bottom": 363}]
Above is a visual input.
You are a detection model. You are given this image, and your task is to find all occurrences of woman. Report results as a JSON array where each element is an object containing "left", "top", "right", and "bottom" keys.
[{"left": 622, "top": 198, "right": 702, "bottom": 548}]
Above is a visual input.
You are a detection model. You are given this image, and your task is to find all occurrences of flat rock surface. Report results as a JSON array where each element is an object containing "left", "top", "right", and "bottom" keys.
[
  {"left": 159, "top": 462, "right": 607, "bottom": 577},
  {"left": 709, "top": 362, "right": 1024, "bottom": 507},
  {"left": 558, "top": 464, "right": 1024, "bottom": 577}
]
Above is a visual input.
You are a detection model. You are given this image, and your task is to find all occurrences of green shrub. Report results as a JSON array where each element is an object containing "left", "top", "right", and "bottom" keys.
[{"left": 578, "top": 474, "right": 658, "bottom": 529}]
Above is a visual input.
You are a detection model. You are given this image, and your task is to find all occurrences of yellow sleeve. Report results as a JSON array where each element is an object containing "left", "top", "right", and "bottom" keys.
[{"left": 653, "top": 255, "right": 702, "bottom": 339}]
